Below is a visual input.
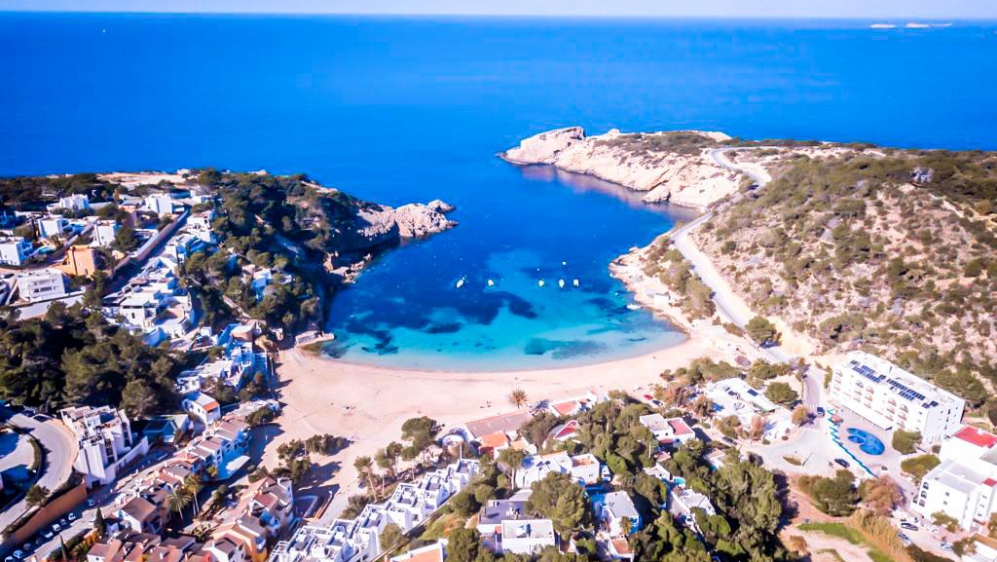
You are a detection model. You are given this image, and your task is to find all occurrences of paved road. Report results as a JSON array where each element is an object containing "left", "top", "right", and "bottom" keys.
[{"left": 0, "top": 407, "right": 77, "bottom": 538}]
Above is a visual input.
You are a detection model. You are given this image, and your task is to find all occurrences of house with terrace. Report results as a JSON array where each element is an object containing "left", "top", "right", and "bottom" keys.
[{"left": 515, "top": 452, "right": 606, "bottom": 489}]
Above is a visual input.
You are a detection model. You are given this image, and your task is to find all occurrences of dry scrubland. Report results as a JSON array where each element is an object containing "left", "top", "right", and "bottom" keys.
[{"left": 691, "top": 148, "right": 997, "bottom": 408}]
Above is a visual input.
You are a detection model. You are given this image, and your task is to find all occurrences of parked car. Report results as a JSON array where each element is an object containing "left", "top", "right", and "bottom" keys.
[
  {"left": 834, "top": 458, "right": 851, "bottom": 469},
  {"left": 50, "top": 523, "right": 61, "bottom": 532},
  {"left": 86, "top": 499, "right": 97, "bottom": 507},
  {"left": 67, "top": 512, "right": 77, "bottom": 521},
  {"left": 898, "top": 533, "right": 911, "bottom": 545},
  {"left": 42, "top": 530, "right": 53, "bottom": 540},
  {"left": 900, "top": 522, "right": 918, "bottom": 531},
  {"left": 940, "top": 543, "right": 952, "bottom": 551},
  {"left": 816, "top": 406, "right": 825, "bottom": 417},
  {"left": 12, "top": 551, "right": 26, "bottom": 559}
]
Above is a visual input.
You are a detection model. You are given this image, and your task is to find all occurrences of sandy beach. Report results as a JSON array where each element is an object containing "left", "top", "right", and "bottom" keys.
[{"left": 265, "top": 322, "right": 759, "bottom": 518}]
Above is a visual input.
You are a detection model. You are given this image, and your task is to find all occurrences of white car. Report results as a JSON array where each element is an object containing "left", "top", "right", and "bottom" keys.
[
  {"left": 67, "top": 512, "right": 78, "bottom": 521},
  {"left": 42, "top": 530, "right": 53, "bottom": 540}
]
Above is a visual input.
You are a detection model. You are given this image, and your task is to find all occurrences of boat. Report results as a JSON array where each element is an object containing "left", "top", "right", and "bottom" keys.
[
  {"left": 487, "top": 279, "right": 495, "bottom": 287},
  {"left": 626, "top": 304, "right": 641, "bottom": 310},
  {"left": 538, "top": 280, "right": 545, "bottom": 288},
  {"left": 558, "top": 279, "right": 565, "bottom": 288},
  {"left": 455, "top": 277, "right": 466, "bottom": 289},
  {"left": 573, "top": 279, "right": 580, "bottom": 287}
]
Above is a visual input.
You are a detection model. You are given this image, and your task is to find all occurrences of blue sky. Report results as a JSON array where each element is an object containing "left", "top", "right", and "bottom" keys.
[{"left": 1, "top": 0, "right": 995, "bottom": 19}]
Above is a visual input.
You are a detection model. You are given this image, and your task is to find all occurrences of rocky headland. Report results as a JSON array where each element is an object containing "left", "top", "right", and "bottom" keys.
[{"left": 502, "top": 126, "right": 744, "bottom": 209}]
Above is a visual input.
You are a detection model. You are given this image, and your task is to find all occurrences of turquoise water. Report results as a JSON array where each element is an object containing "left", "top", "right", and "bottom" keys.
[
  {"left": 846, "top": 428, "right": 886, "bottom": 456},
  {"left": 3, "top": 15, "right": 997, "bottom": 369}
]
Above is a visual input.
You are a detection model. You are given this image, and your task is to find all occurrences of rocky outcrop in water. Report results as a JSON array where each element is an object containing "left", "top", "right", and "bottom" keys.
[
  {"left": 502, "top": 126, "right": 743, "bottom": 209},
  {"left": 352, "top": 200, "right": 457, "bottom": 245}
]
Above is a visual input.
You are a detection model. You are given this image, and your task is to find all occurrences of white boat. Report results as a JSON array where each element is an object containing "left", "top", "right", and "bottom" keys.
[
  {"left": 562, "top": 261, "right": 567, "bottom": 266},
  {"left": 487, "top": 279, "right": 495, "bottom": 287},
  {"left": 455, "top": 277, "right": 466, "bottom": 289},
  {"left": 626, "top": 303, "right": 641, "bottom": 310},
  {"left": 558, "top": 279, "right": 565, "bottom": 288},
  {"left": 538, "top": 280, "right": 545, "bottom": 288},
  {"left": 573, "top": 279, "right": 580, "bottom": 287}
]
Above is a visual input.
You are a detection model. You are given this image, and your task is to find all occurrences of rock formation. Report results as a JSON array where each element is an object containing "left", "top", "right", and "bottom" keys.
[{"left": 502, "top": 127, "right": 743, "bottom": 209}]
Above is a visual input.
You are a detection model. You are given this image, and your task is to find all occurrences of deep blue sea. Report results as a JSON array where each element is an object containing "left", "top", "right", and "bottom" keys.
[{"left": 3, "top": 14, "right": 997, "bottom": 369}]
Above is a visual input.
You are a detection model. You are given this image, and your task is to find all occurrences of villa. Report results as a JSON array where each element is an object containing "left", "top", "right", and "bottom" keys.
[
  {"left": 913, "top": 426, "right": 997, "bottom": 531},
  {"left": 515, "top": 452, "right": 606, "bottom": 489},
  {"left": 638, "top": 414, "right": 696, "bottom": 446}
]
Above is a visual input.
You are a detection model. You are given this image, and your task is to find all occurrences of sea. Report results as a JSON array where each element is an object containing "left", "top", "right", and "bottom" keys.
[{"left": 2, "top": 14, "right": 996, "bottom": 370}]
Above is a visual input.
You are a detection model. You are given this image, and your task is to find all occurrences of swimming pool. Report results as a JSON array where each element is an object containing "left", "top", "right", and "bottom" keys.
[{"left": 846, "top": 428, "right": 885, "bottom": 456}]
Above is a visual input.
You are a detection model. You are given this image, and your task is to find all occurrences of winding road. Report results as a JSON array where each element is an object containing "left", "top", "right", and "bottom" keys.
[
  {"left": 669, "top": 149, "right": 823, "bottom": 406},
  {"left": 0, "top": 406, "right": 77, "bottom": 539}
]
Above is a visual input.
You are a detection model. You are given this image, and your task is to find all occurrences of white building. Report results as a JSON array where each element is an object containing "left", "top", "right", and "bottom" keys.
[
  {"left": 270, "top": 460, "right": 479, "bottom": 562},
  {"left": 38, "top": 216, "right": 70, "bottom": 239},
  {"left": 593, "top": 491, "right": 642, "bottom": 537},
  {"left": 500, "top": 519, "right": 556, "bottom": 556},
  {"left": 515, "top": 452, "right": 605, "bottom": 489},
  {"left": 389, "top": 542, "right": 445, "bottom": 562},
  {"left": 60, "top": 405, "right": 149, "bottom": 487},
  {"left": 913, "top": 426, "right": 997, "bottom": 531},
  {"left": 16, "top": 269, "right": 67, "bottom": 302},
  {"left": 0, "top": 236, "right": 32, "bottom": 266},
  {"left": 145, "top": 195, "right": 176, "bottom": 216},
  {"left": 92, "top": 220, "right": 120, "bottom": 248},
  {"left": 183, "top": 392, "right": 222, "bottom": 426},
  {"left": 829, "top": 351, "right": 965, "bottom": 444},
  {"left": 638, "top": 414, "right": 697, "bottom": 446},
  {"left": 51, "top": 194, "right": 91, "bottom": 213}
]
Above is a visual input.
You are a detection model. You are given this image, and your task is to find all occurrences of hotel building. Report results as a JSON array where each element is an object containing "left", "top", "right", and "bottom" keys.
[{"left": 828, "top": 351, "right": 964, "bottom": 444}]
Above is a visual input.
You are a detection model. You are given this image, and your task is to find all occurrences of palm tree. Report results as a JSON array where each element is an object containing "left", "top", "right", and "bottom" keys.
[
  {"left": 167, "top": 488, "right": 192, "bottom": 524},
  {"left": 509, "top": 387, "right": 529, "bottom": 409},
  {"left": 183, "top": 474, "right": 202, "bottom": 515},
  {"left": 498, "top": 448, "right": 527, "bottom": 488}
]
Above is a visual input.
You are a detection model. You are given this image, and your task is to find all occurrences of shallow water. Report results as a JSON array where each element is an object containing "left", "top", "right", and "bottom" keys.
[{"left": 3, "top": 14, "right": 996, "bottom": 369}]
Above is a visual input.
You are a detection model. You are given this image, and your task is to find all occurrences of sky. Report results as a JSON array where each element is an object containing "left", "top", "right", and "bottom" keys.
[{"left": 1, "top": 0, "right": 995, "bottom": 19}]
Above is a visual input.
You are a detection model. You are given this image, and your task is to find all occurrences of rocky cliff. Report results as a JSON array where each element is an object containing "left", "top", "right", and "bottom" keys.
[
  {"left": 502, "top": 127, "right": 743, "bottom": 209},
  {"left": 354, "top": 200, "right": 458, "bottom": 241}
]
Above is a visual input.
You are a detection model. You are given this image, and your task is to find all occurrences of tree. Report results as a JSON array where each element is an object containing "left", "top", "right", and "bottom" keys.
[
  {"left": 691, "top": 396, "right": 714, "bottom": 419},
  {"left": 498, "top": 447, "right": 527, "bottom": 487},
  {"left": 745, "top": 415, "right": 766, "bottom": 441},
  {"left": 354, "top": 456, "right": 379, "bottom": 498},
  {"left": 791, "top": 405, "right": 811, "bottom": 426},
  {"left": 891, "top": 430, "right": 922, "bottom": 454},
  {"left": 112, "top": 225, "right": 139, "bottom": 253},
  {"left": 25, "top": 485, "right": 49, "bottom": 506},
  {"left": 932, "top": 512, "right": 960, "bottom": 533},
  {"left": 167, "top": 488, "right": 192, "bottom": 522},
  {"left": 716, "top": 415, "right": 742, "bottom": 440},
  {"left": 184, "top": 474, "right": 202, "bottom": 515},
  {"left": 509, "top": 387, "right": 529, "bottom": 408},
  {"left": 375, "top": 442, "right": 404, "bottom": 480},
  {"left": 446, "top": 528, "right": 482, "bottom": 562},
  {"left": 901, "top": 454, "right": 940, "bottom": 483},
  {"left": 746, "top": 316, "right": 779, "bottom": 345},
  {"left": 246, "top": 405, "right": 276, "bottom": 426},
  {"left": 93, "top": 508, "right": 107, "bottom": 538},
  {"left": 798, "top": 470, "right": 857, "bottom": 516},
  {"left": 450, "top": 489, "right": 480, "bottom": 517},
  {"left": 527, "top": 472, "right": 591, "bottom": 535},
  {"left": 379, "top": 523, "right": 405, "bottom": 553},
  {"left": 765, "top": 382, "right": 799, "bottom": 405},
  {"left": 400, "top": 416, "right": 440, "bottom": 462},
  {"left": 306, "top": 434, "right": 349, "bottom": 455},
  {"left": 859, "top": 476, "right": 903, "bottom": 516}
]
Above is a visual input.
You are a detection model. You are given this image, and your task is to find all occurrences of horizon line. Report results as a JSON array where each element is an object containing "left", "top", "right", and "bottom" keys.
[{"left": 0, "top": 10, "right": 991, "bottom": 21}]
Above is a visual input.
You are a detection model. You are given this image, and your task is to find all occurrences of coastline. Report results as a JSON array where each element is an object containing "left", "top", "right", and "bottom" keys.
[{"left": 268, "top": 328, "right": 753, "bottom": 518}]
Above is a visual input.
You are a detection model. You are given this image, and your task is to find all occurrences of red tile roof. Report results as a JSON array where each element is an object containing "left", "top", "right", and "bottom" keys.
[{"left": 954, "top": 426, "right": 997, "bottom": 449}]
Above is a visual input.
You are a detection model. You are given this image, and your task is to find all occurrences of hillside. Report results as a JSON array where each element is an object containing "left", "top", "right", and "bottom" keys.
[{"left": 691, "top": 149, "right": 997, "bottom": 406}]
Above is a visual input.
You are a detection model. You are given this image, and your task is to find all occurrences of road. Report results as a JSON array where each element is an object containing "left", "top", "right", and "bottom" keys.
[{"left": 0, "top": 407, "right": 77, "bottom": 539}]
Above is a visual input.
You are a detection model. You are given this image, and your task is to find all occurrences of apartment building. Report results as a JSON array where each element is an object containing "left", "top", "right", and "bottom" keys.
[
  {"left": 61, "top": 405, "right": 150, "bottom": 487},
  {"left": 270, "top": 460, "right": 479, "bottom": 562},
  {"left": 828, "top": 351, "right": 965, "bottom": 444},
  {"left": 16, "top": 268, "right": 68, "bottom": 302},
  {"left": 0, "top": 236, "right": 33, "bottom": 265},
  {"left": 913, "top": 426, "right": 997, "bottom": 531}
]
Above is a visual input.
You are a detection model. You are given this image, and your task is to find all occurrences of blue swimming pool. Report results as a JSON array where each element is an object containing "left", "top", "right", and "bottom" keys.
[{"left": 847, "top": 428, "right": 885, "bottom": 456}]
